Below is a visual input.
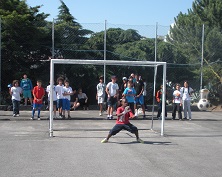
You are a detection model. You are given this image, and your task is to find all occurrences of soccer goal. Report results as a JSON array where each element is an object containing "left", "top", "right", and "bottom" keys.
[{"left": 49, "top": 59, "right": 167, "bottom": 137}]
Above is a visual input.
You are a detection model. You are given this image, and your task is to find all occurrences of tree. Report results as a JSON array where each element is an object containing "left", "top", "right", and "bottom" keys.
[
  {"left": 167, "top": 0, "right": 222, "bottom": 88},
  {"left": 0, "top": 0, "right": 51, "bottom": 89}
]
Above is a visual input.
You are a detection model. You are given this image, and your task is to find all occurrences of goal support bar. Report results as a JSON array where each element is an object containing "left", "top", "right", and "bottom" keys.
[{"left": 49, "top": 59, "right": 167, "bottom": 137}]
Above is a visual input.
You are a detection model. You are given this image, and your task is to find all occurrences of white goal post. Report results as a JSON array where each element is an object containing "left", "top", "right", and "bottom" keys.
[{"left": 49, "top": 59, "right": 167, "bottom": 137}]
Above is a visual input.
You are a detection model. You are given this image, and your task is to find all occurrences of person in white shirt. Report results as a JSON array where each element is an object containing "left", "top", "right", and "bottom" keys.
[
  {"left": 96, "top": 76, "right": 106, "bottom": 116},
  {"left": 46, "top": 83, "right": 57, "bottom": 118},
  {"left": 10, "top": 80, "right": 23, "bottom": 117},
  {"left": 180, "top": 81, "right": 194, "bottom": 120},
  {"left": 106, "top": 75, "right": 119, "bottom": 119},
  {"left": 172, "top": 84, "right": 182, "bottom": 120},
  {"left": 62, "top": 80, "right": 73, "bottom": 119},
  {"left": 55, "top": 77, "right": 64, "bottom": 118},
  {"left": 78, "top": 88, "right": 89, "bottom": 110}
]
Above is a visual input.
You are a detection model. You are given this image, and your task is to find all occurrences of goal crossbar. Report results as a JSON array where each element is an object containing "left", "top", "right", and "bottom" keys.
[{"left": 49, "top": 59, "right": 167, "bottom": 137}]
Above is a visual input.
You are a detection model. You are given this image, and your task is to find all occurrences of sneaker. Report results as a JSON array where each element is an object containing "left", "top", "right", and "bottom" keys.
[
  {"left": 189, "top": 118, "right": 192, "bottom": 121},
  {"left": 59, "top": 115, "right": 63, "bottom": 119},
  {"left": 30, "top": 117, "right": 34, "bottom": 120},
  {"left": 134, "top": 109, "right": 138, "bottom": 117},
  {"left": 62, "top": 115, "right": 66, "bottom": 119},
  {"left": 137, "top": 138, "right": 144, "bottom": 144},
  {"left": 13, "top": 114, "right": 16, "bottom": 117},
  {"left": 107, "top": 115, "right": 110, "bottom": 120},
  {"left": 179, "top": 118, "right": 182, "bottom": 121},
  {"left": 110, "top": 116, "right": 113, "bottom": 120},
  {"left": 101, "top": 138, "right": 108, "bottom": 143},
  {"left": 16, "top": 114, "right": 20, "bottom": 117},
  {"left": 37, "top": 117, "right": 41, "bottom": 121},
  {"left": 143, "top": 115, "right": 146, "bottom": 119},
  {"left": 68, "top": 115, "right": 71, "bottom": 119},
  {"left": 99, "top": 112, "right": 102, "bottom": 116}
]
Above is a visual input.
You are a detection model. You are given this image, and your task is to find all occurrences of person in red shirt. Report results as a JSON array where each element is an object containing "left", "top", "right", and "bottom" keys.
[
  {"left": 31, "top": 80, "right": 45, "bottom": 120},
  {"left": 101, "top": 98, "right": 144, "bottom": 143}
]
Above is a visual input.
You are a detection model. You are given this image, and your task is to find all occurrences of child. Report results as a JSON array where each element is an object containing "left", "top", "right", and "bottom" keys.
[
  {"left": 78, "top": 89, "right": 89, "bottom": 110},
  {"left": 55, "top": 77, "right": 64, "bottom": 118},
  {"left": 20, "top": 74, "right": 33, "bottom": 106},
  {"left": 172, "top": 84, "right": 182, "bottom": 120},
  {"left": 101, "top": 98, "right": 144, "bottom": 143},
  {"left": 10, "top": 80, "right": 22, "bottom": 117},
  {"left": 134, "top": 74, "right": 146, "bottom": 118},
  {"left": 32, "top": 80, "right": 45, "bottom": 120},
  {"left": 156, "top": 85, "right": 167, "bottom": 119},
  {"left": 106, "top": 75, "right": 119, "bottom": 119},
  {"left": 96, "top": 76, "right": 106, "bottom": 116},
  {"left": 62, "top": 80, "right": 73, "bottom": 119},
  {"left": 46, "top": 82, "right": 57, "bottom": 118},
  {"left": 122, "top": 81, "right": 136, "bottom": 114},
  {"left": 180, "top": 80, "right": 194, "bottom": 120}
]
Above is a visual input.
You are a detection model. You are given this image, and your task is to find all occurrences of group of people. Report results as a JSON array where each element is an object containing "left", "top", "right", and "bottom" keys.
[
  {"left": 96, "top": 73, "right": 147, "bottom": 119},
  {"left": 10, "top": 76, "right": 45, "bottom": 120},
  {"left": 156, "top": 80, "right": 193, "bottom": 121},
  {"left": 45, "top": 77, "right": 89, "bottom": 119},
  {"left": 9, "top": 73, "right": 194, "bottom": 144},
  {"left": 9, "top": 74, "right": 89, "bottom": 120}
]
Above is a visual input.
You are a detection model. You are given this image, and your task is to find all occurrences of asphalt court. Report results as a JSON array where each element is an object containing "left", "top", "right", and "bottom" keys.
[{"left": 0, "top": 110, "right": 222, "bottom": 177}]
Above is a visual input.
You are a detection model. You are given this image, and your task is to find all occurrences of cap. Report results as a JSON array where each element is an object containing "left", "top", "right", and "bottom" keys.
[
  {"left": 122, "top": 77, "right": 127, "bottom": 81},
  {"left": 111, "top": 75, "right": 116, "bottom": 79}
]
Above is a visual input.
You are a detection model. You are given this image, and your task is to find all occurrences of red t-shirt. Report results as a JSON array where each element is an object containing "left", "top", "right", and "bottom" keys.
[
  {"left": 32, "top": 86, "right": 45, "bottom": 104},
  {"left": 116, "top": 106, "right": 134, "bottom": 124}
]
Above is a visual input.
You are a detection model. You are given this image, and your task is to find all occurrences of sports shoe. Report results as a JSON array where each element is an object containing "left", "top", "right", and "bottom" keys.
[
  {"left": 137, "top": 138, "right": 144, "bottom": 143},
  {"left": 110, "top": 116, "right": 113, "bottom": 120},
  {"left": 13, "top": 114, "right": 16, "bottom": 117},
  {"left": 189, "top": 118, "right": 192, "bottom": 121},
  {"left": 62, "top": 115, "right": 66, "bottom": 119},
  {"left": 99, "top": 112, "right": 102, "bottom": 116},
  {"left": 68, "top": 115, "right": 71, "bottom": 119},
  {"left": 30, "top": 117, "right": 34, "bottom": 120},
  {"left": 16, "top": 114, "right": 20, "bottom": 117},
  {"left": 37, "top": 117, "right": 41, "bottom": 121},
  {"left": 134, "top": 109, "right": 138, "bottom": 116},
  {"left": 107, "top": 115, "right": 110, "bottom": 120},
  {"left": 101, "top": 138, "right": 108, "bottom": 143},
  {"left": 143, "top": 115, "right": 146, "bottom": 119}
]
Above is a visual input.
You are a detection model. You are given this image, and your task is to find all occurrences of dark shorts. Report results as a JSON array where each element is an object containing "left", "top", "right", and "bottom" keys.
[
  {"left": 62, "top": 99, "right": 70, "bottom": 110},
  {"left": 134, "top": 95, "right": 144, "bottom": 105},
  {"left": 109, "top": 123, "right": 138, "bottom": 136},
  {"left": 49, "top": 101, "right": 57, "bottom": 106},
  {"left": 57, "top": 99, "right": 63, "bottom": 108},
  {"left": 107, "top": 96, "right": 117, "bottom": 107}
]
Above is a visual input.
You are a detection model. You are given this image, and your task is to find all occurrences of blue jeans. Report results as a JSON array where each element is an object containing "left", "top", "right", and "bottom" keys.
[{"left": 12, "top": 99, "right": 20, "bottom": 115}]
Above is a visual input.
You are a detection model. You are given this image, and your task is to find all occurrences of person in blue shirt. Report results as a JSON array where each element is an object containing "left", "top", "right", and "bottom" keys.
[
  {"left": 123, "top": 81, "right": 136, "bottom": 114},
  {"left": 20, "top": 74, "right": 33, "bottom": 106}
]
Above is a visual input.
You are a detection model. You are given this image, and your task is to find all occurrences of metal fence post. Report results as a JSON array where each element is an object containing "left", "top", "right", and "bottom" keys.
[
  {"left": 200, "top": 24, "right": 204, "bottom": 90},
  {"left": 0, "top": 18, "right": 2, "bottom": 104},
  {"left": 151, "top": 22, "right": 158, "bottom": 130},
  {"left": 104, "top": 20, "right": 107, "bottom": 84},
  {"left": 52, "top": 19, "right": 55, "bottom": 59}
]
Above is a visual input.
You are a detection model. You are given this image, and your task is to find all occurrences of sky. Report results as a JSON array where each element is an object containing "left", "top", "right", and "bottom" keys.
[{"left": 26, "top": 0, "right": 194, "bottom": 26}]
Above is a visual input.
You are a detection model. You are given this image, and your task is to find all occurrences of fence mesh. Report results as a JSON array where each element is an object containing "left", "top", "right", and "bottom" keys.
[{"left": 1, "top": 19, "right": 222, "bottom": 105}]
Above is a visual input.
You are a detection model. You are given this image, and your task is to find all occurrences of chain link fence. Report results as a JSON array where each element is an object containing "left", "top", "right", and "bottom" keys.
[{"left": 1, "top": 19, "right": 222, "bottom": 105}]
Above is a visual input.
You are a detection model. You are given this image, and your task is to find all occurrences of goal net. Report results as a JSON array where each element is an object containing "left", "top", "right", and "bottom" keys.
[{"left": 49, "top": 59, "right": 167, "bottom": 137}]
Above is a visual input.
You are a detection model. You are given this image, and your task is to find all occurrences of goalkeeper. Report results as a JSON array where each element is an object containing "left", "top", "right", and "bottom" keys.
[{"left": 101, "top": 98, "right": 144, "bottom": 143}]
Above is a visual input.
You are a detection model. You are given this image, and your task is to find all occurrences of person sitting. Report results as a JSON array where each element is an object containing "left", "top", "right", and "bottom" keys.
[
  {"left": 78, "top": 89, "right": 89, "bottom": 110},
  {"left": 70, "top": 92, "right": 80, "bottom": 110}
]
